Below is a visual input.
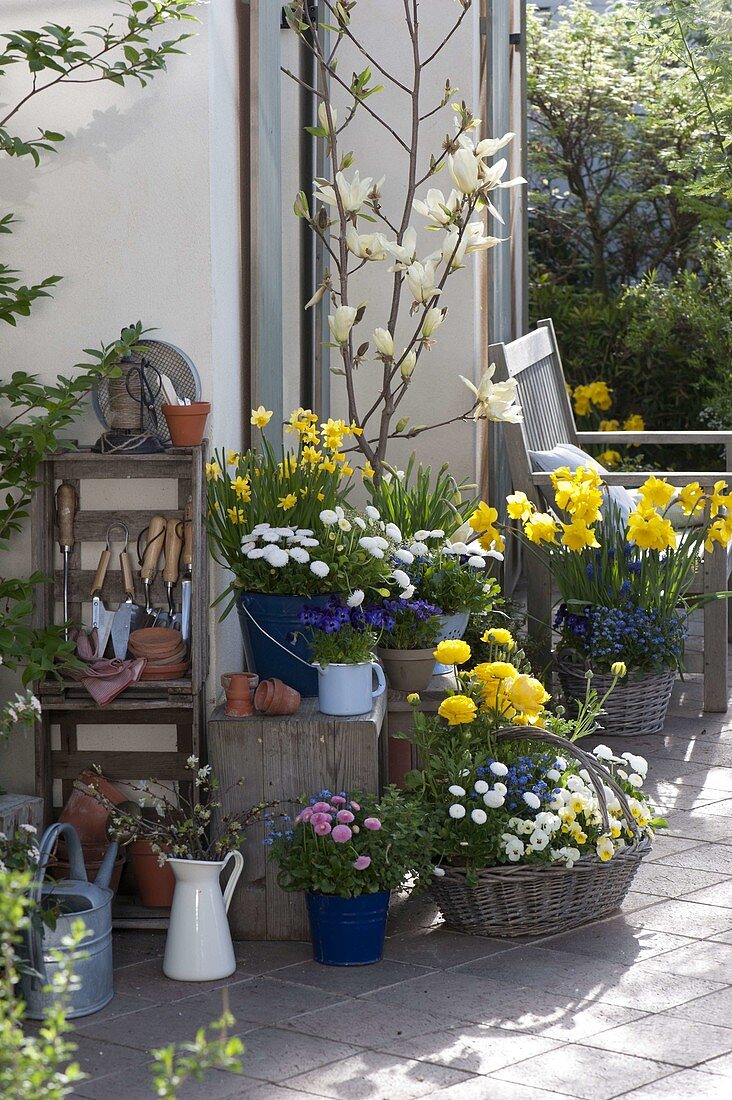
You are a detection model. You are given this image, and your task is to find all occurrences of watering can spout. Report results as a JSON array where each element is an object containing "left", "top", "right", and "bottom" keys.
[{"left": 95, "top": 840, "right": 120, "bottom": 889}]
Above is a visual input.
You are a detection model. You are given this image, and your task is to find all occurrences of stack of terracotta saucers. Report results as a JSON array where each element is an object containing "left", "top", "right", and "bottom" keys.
[{"left": 128, "top": 627, "right": 189, "bottom": 680}]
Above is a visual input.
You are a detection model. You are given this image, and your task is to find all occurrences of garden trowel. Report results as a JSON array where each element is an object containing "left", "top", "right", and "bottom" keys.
[
  {"left": 90, "top": 545, "right": 115, "bottom": 659},
  {"left": 111, "top": 535, "right": 148, "bottom": 659}
]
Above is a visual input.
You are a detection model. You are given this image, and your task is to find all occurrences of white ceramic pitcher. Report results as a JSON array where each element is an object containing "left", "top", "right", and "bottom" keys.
[{"left": 162, "top": 851, "right": 244, "bottom": 982}]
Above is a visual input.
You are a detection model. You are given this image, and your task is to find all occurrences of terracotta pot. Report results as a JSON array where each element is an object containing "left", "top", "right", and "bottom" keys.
[
  {"left": 162, "top": 402, "right": 210, "bottom": 447},
  {"left": 376, "top": 647, "right": 436, "bottom": 694},
  {"left": 130, "top": 838, "right": 175, "bottom": 908},
  {"left": 221, "top": 671, "right": 259, "bottom": 717},
  {"left": 254, "top": 677, "right": 301, "bottom": 715},
  {"left": 49, "top": 841, "right": 126, "bottom": 895},
  {"left": 59, "top": 770, "right": 127, "bottom": 846}
]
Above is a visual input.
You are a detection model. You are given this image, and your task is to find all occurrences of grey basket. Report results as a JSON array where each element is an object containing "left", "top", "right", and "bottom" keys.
[{"left": 556, "top": 654, "right": 675, "bottom": 738}]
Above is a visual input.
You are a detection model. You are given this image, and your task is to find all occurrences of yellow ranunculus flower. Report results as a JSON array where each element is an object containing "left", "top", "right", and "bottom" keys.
[
  {"left": 598, "top": 449, "right": 622, "bottom": 468},
  {"left": 227, "top": 506, "right": 245, "bottom": 524},
  {"left": 227, "top": 449, "right": 240, "bottom": 466},
  {"left": 627, "top": 510, "right": 676, "bottom": 552},
  {"left": 406, "top": 692, "right": 420, "bottom": 705},
  {"left": 623, "top": 413, "right": 645, "bottom": 432},
  {"left": 505, "top": 674, "right": 550, "bottom": 718},
  {"left": 524, "top": 512, "right": 558, "bottom": 545},
  {"left": 482, "top": 627, "right": 515, "bottom": 649},
  {"left": 250, "top": 405, "right": 273, "bottom": 429},
  {"left": 561, "top": 520, "right": 600, "bottom": 552},
  {"left": 599, "top": 419, "right": 619, "bottom": 433},
  {"left": 438, "top": 694, "right": 477, "bottom": 726},
  {"left": 638, "top": 475, "right": 675, "bottom": 511},
  {"left": 587, "top": 380, "right": 612, "bottom": 411},
  {"left": 278, "top": 493, "right": 298, "bottom": 511},
  {"left": 232, "top": 475, "right": 251, "bottom": 501},
  {"left": 205, "top": 461, "right": 222, "bottom": 482},
  {"left": 472, "top": 661, "right": 518, "bottom": 682},
  {"left": 677, "top": 481, "right": 704, "bottom": 516},
  {"left": 433, "top": 639, "right": 472, "bottom": 666},
  {"left": 506, "top": 491, "right": 533, "bottom": 521},
  {"left": 596, "top": 836, "right": 614, "bottom": 862},
  {"left": 611, "top": 661, "right": 627, "bottom": 678}
]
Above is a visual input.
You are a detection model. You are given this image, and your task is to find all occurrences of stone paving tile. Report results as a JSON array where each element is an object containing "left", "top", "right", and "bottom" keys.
[
  {"left": 274, "top": 957, "right": 434, "bottom": 995},
  {"left": 635, "top": 936, "right": 732, "bottom": 978},
  {"left": 286, "top": 995, "right": 469, "bottom": 1046},
  {"left": 490, "top": 1044, "right": 672, "bottom": 1100},
  {"left": 698, "top": 1050, "right": 732, "bottom": 1075},
  {"left": 283, "top": 1049, "right": 473, "bottom": 1098},
  {"left": 532, "top": 1002, "right": 648, "bottom": 1043},
  {"left": 216, "top": 1084, "right": 317, "bottom": 1100},
  {"left": 72, "top": 1061, "right": 251, "bottom": 1100},
  {"left": 374, "top": 1021, "right": 561, "bottom": 1075},
  {"left": 111, "top": 958, "right": 251, "bottom": 1003},
  {"left": 631, "top": 861, "right": 729, "bottom": 899},
  {"left": 694, "top": 797, "right": 732, "bottom": 816},
  {"left": 236, "top": 1025, "right": 360, "bottom": 1083},
  {"left": 112, "top": 930, "right": 166, "bottom": 969},
  {"left": 207, "top": 975, "right": 351, "bottom": 1027},
  {"left": 664, "top": 811, "right": 732, "bottom": 843},
  {"left": 384, "top": 927, "right": 514, "bottom": 968},
  {"left": 578, "top": 1012, "right": 732, "bottom": 1067},
  {"left": 685, "top": 766, "right": 732, "bottom": 792},
  {"left": 429, "top": 1079, "right": 570, "bottom": 1100},
  {"left": 65, "top": 1034, "right": 146, "bottom": 1079},
  {"left": 538, "top": 920, "right": 694, "bottom": 966},
  {"left": 653, "top": 844, "right": 732, "bottom": 875},
  {"left": 663, "top": 984, "right": 732, "bottom": 1025},
  {"left": 681, "top": 880, "right": 732, "bottom": 907},
  {"left": 618, "top": 1067, "right": 732, "bottom": 1098},
  {"left": 648, "top": 786, "right": 731, "bottom": 813},
  {"left": 233, "top": 941, "right": 313, "bottom": 974},
  {"left": 641, "top": 836, "right": 700, "bottom": 862},
  {"left": 621, "top": 898, "right": 732, "bottom": 938}
]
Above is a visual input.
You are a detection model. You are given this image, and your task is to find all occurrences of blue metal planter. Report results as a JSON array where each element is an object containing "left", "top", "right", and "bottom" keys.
[
  {"left": 306, "top": 890, "right": 391, "bottom": 966},
  {"left": 236, "top": 592, "right": 333, "bottom": 697}
]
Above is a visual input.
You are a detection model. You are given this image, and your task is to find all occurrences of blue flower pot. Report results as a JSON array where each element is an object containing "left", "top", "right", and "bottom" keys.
[
  {"left": 306, "top": 890, "right": 391, "bottom": 966},
  {"left": 236, "top": 592, "right": 333, "bottom": 697}
]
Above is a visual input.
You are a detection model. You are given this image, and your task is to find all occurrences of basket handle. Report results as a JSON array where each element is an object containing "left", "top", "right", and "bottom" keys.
[{"left": 492, "top": 727, "right": 642, "bottom": 839}]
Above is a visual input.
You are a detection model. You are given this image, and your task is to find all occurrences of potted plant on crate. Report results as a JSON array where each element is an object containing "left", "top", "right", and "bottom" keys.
[
  {"left": 299, "top": 599, "right": 386, "bottom": 717},
  {"left": 79, "top": 759, "right": 273, "bottom": 982},
  {"left": 268, "top": 788, "right": 433, "bottom": 966},
  {"left": 372, "top": 596, "right": 443, "bottom": 693},
  {"left": 403, "top": 641, "right": 663, "bottom": 937}
]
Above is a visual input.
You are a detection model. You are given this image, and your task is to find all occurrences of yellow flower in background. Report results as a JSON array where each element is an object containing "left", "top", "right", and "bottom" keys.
[
  {"left": 227, "top": 506, "right": 245, "bottom": 524},
  {"left": 623, "top": 413, "right": 645, "bottom": 432},
  {"left": 677, "top": 481, "right": 704, "bottom": 516},
  {"left": 227, "top": 450, "right": 240, "bottom": 466},
  {"left": 482, "top": 627, "right": 515, "bottom": 649},
  {"left": 506, "top": 674, "right": 550, "bottom": 717},
  {"left": 340, "top": 462, "right": 354, "bottom": 479},
  {"left": 587, "top": 380, "right": 612, "bottom": 410},
  {"left": 301, "top": 445, "right": 322, "bottom": 465},
  {"left": 705, "top": 515, "right": 732, "bottom": 552},
  {"left": 506, "top": 491, "right": 533, "bottom": 521},
  {"left": 321, "top": 417, "right": 349, "bottom": 451},
  {"left": 472, "top": 661, "right": 518, "bottom": 682},
  {"left": 596, "top": 836, "right": 614, "bottom": 862},
  {"left": 599, "top": 419, "right": 620, "bottom": 432},
  {"left": 708, "top": 479, "right": 729, "bottom": 518},
  {"left": 286, "top": 407, "right": 318, "bottom": 434},
  {"left": 232, "top": 475, "right": 251, "bottom": 502},
  {"left": 434, "top": 639, "right": 472, "bottom": 666},
  {"left": 205, "top": 461, "right": 222, "bottom": 482},
  {"left": 278, "top": 493, "right": 298, "bottom": 511},
  {"left": 250, "top": 405, "right": 273, "bottom": 428},
  {"left": 572, "top": 385, "right": 592, "bottom": 417},
  {"left": 561, "top": 520, "right": 600, "bottom": 552},
  {"left": 627, "top": 509, "right": 676, "bottom": 552},
  {"left": 479, "top": 530, "right": 505, "bottom": 553},
  {"left": 349, "top": 420, "right": 364, "bottom": 436},
  {"left": 277, "top": 454, "right": 297, "bottom": 479},
  {"left": 470, "top": 502, "right": 505, "bottom": 553},
  {"left": 406, "top": 692, "right": 420, "bottom": 705},
  {"left": 362, "top": 462, "right": 375, "bottom": 480},
  {"left": 638, "top": 475, "right": 675, "bottom": 511},
  {"left": 598, "top": 449, "right": 622, "bottom": 468},
  {"left": 438, "top": 694, "right": 477, "bottom": 725},
  {"left": 321, "top": 457, "right": 338, "bottom": 474},
  {"left": 524, "top": 512, "right": 559, "bottom": 545}
]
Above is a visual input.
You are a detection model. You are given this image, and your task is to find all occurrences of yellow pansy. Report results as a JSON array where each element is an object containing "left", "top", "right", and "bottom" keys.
[
  {"left": 301, "top": 445, "right": 322, "bottom": 466},
  {"left": 596, "top": 836, "right": 614, "bottom": 862},
  {"left": 362, "top": 462, "right": 375, "bottom": 480},
  {"left": 227, "top": 449, "right": 240, "bottom": 466},
  {"left": 437, "top": 694, "right": 477, "bottom": 726},
  {"left": 677, "top": 481, "right": 704, "bottom": 516},
  {"left": 561, "top": 520, "right": 600, "bottom": 552},
  {"left": 205, "top": 461, "right": 222, "bottom": 482},
  {"left": 627, "top": 509, "right": 676, "bottom": 552},
  {"left": 227, "top": 506, "right": 245, "bottom": 524},
  {"left": 506, "top": 491, "right": 533, "bottom": 521},
  {"left": 505, "top": 674, "right": 550, "bottom": 718},
  {"left": 599, "top": 419, "right": 620, "bottom": 432},
  {"left": 524, "top": 512, "right": 559, "bottom": 545},
  {"left": 481, "top": 627, "right": 515, "bottom": 649},
  {"left": 569, "top": 823, "right": 588, "bottom": 845},
  {"left": 623, "top": 413, "right": 645, "bottom": 432},
  {"left": 250, "top": 405, "right": 273, "bottom": 428},
  {"left": 638, "top": 475, "right": 675, "bottom": 511},
  {"left": 598, "top": 449, "right": 622, "bottom": 468},
  {"left": 471, "top": 661, "right": 518, "bottom": 682},
  {"left": 231, "top": 475, "right": 251, "bottom": 501},
  {"left": 433, "top": 639, "right": 472, "bottom": 666},
  {"left": 279, "top": 493, "right": 298, "bottom": 511}
]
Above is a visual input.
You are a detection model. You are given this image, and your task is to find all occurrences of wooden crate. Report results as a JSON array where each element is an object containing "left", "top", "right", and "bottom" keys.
[
  {"left": 0, "top": 793, "right": 45, "bottom": 835},
  {"left": 31, "top": 446, "right": 209, "bottom": 821},
  {"left": 208, "top": 697, "right": 387, "bottom": 940}
]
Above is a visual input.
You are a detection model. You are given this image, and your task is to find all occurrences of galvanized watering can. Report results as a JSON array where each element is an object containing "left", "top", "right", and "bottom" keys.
[{"left": 21, "top": 822, "right": 117, "bottom": 1019}]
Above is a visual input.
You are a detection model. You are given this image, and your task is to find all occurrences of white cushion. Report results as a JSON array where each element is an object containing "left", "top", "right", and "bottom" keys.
[{"left": 528, "top": 443, "right": 636, "bottom": 521}]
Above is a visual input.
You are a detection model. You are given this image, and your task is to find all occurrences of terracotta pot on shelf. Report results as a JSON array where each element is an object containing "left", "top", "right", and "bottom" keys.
[
  {"left": 130, "top": 838, "right": 175, "bottom": 908},
  {"left": 161, "top": 401, "right": 210, "bottom": 447},
  {"left": 221, "top": 672, "right": 259, "bottom": 717},
  {"left": 254, "top": 678, "right": 301, "bottom": 716},
  {"left": 59, "top": 770, "right": 127, "bottom": 846}
]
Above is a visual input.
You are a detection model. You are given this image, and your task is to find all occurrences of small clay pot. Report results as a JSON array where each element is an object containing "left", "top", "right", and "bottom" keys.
[
  {"left": 221, "top": 671, "right": 259, "bottom": 717},
  {"left": 254, "top": 677, "right": 301, "bottom": 716},
  {"left": 130, "top": 838, "right": 175, "bottom": 908},
  {"left": 162, "top": 402, "right": 210, "bottom": 447}
]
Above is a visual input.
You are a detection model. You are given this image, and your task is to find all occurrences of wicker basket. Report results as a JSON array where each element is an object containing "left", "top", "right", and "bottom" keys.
[
  {"left": 556, "top": 654, "right": 675, "bottom": 738},
  {"left": 428, "top": 727, "right": 651, "bottom": 938},
  {"left": 430, "top": 838, "right": 651, "bottom": 938}
]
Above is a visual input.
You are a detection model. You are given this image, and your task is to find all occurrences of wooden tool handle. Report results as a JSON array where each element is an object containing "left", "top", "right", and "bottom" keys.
[
  {"left": 120, "top": 549, "right": 136, "bottom": 599},
  {"left": 140, "top": 515, "right": 166, "bottom": 581},
  {"left": 163, "top": 518, "right": 183, "bottom": 583},
  {"left": 90, "top": 549, "right": 110, "bottom": 597},
  {"left": 56, "top": 483, "right": 77, "bottom": 549},
  {"left": 183, "top": 498, "right": 193, "bottom": 572}
]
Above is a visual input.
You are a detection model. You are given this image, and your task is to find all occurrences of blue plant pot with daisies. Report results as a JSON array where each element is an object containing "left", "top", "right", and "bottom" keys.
[
  {"left": 236, "top": 592, "right": 334, "bottom": 696},
  {"left": 306, "top": 890, "right": 391, "bottom": 966}
]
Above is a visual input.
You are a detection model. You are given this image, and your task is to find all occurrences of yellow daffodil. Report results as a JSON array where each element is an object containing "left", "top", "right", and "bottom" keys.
[
  {"left": 205, "top": 461, "right": 222, "bottom": 482},
  {"left": 433, "top": 639, "right": 472, "bottom": 666},
  {"left": 286, "top": 407, "right": 318, "bottom": 434},
  {"left": 278, "top": 454, "right": 297, "bottom": 478},
  {"left": 677, "top": 481, "right": 704, "bottom": 516},
  {"left": 340, "top": 462, "right": 354, "bottom": 478},
  {"left": 231, "top": 475, "right": 251, "bottom": 501},
  {"left": 482, "top": 627, "right": 515, "bottom": 649},
  {"left": 705, "top": 515, "right": 732, "bottom": 552},
  {"left": 622, "top": 413, "right": 645, "bottom": 432},
  {"left": 301, "top": 445, "right": 322, "bottom": 465},
  {"left": 227, "top": 449, "right": 240, "bottom": 466},
  {"left": 598, "top": 449, "right": 622, "bottom": 468},
  {"left": 349, "top": 420, "right": 363, "bottom": 436},
  {"left": 572, "top": 385, "right": 592, "bottom": 417},
  {"left": 524, "top": 512, "right": 558, "bottom": 545},
  {"left": 250, "top": 405, "right": 273, "bottom": 429},
  {"left": 278, "top": 493, "right": 298, "bottom": 511},
  {"left": 321, "top": 457, "right": 337, "bottom": 474},
  {"left": 470, "top": 502, "right": 504, "bottom": 553},
  {"left": 638, "top": 475, "right": 675, "bottom": 511},
  {"left": 599, "top": 419, "right": 619, "bottom": 432},
  {"left": 321, "top": 417, "right": 348, "bottom": 451},
  {"left": 561, "top": 520, "right": 600, "bottom": 552},
  {"left": 505, "top": 673, "right": 550, "bottom": 718},
  {"left": 438, "top": 694, "right": 477, "bottom": 725},
  {"left": 708, "top": 479, "right": 730, "bottom": 519},
  {"left": 627, "top": 509, "right": 676, "bottom": 552},
  {"left": 587, "top": 380, "right": 613, "bottom": 410},
  {"left": 227, "top": 506, "right": 245, "bottom": 524},
  {"left": 506, "top": 491, "right": 533, "bottom": 521},
  {"left": 362, "top": 462, "right": 375, "bottom": 480}
]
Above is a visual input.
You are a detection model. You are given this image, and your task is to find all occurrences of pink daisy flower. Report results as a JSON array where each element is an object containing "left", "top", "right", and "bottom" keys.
[
  {"left": 350, "top": 801, "right": 361, "bottom": 811},
  {"left": 314, "top": 821, "right": 332, "bottom": 836},
  {"left": 331, "top": 795, "right": 347, "bottom": 806},
  {"left": 353, "top": 855, "right": 371, "bottom": 870},
  {"left": 363, "top": 817, "right": 382, "bottom": 831},
  {"left": 331, "top": 824, "right": 353, "bottom": 843},
  {"left": 336, "top": 809, "right": 355, "bottom": 824}
]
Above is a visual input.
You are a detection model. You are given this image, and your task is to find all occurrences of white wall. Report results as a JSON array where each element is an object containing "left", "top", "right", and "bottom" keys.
[{"left": 0, "top": 0, "right": 243, "bottom": 794}]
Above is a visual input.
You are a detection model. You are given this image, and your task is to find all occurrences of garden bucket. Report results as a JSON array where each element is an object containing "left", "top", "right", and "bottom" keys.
[
  {"left": 315, "top": 660, "right": 386, "bottom": 716},
  {"left": 306, "top": 890, "right": 390, "bottom": 966},
  {"left": 236, "top": 592, "right": 333, "bottom": 696},
  {"left": 434, "top": 610, "right": 470, "bottom": 674},
  {"left": 22, "top": 822, "right": 117, "bottom": 1019}
]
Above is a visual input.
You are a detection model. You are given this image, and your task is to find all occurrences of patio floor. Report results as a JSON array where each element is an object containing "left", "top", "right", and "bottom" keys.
[{"left": 64, "top": 666, "right": 732, "bottom": 1100}]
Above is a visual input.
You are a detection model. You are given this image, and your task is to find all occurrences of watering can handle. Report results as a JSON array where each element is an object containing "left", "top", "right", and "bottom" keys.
[
  {"left": 220, "top": 850, "right": 244, "bottom": 914},
  {"left": 32, "top": 822, "right": 87, "bottom": 907}
]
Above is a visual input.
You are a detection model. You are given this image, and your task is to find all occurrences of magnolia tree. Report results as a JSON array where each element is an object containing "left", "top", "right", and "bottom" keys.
[{"left": 283, "top": 0, "right": 524, "bottom": 478}]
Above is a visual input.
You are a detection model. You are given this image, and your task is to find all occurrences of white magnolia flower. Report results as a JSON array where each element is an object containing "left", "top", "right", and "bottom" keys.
[
  {"left": 320, "top": 509, "right": 339, "bottom": 525},
  {"left": 406, "top": 259, "right": 440, "bottom": 304},
  {"left": 373, "top": 328, "right": 394, "bottom": 358},
  {"left": 289, "top": 547, "right": 310, "bottom": 564},
  {"left": 365, "top": 505, "right": 380, "bottom": 521},
  {"left": 474, "top": 780, "right": 489, "bottom": 794},
  {"left": 449, "top": 147, "right": 480, "bottom": 194},
  {"left": 449, "top": 803, "right": 466, "bottom": 819},
  {"left": 523, "top": 791, "right": 541, "bottom": 810},
  {"left": 328, "top": 305, "right": 358, "bottom": 345},
  {"left": 483, "top": 790, "right": 505, "bottom": 809},
  {"left": 421, "top": 306, "right": 445, "bottom": 339},
  {"left": 346, "top": 227, "right": 389, "bottom": 260},
  {"left": 474, "top": 131, "right": 515, "bottom": 159},
  {"left": 471, "top": 808, "right": 488, "bottom": 825},
  {"left": 439, "top": 226, "right": 469, "bottom": 270},
  {"left": 310, "top": 560, "right": 330, "bottom": 577},
  {"left": 347, "top": 589, "right": 365, "bottom": 607},
  {"left": 383, "top": 226, "right": 418, "bottom": 269},
  {"left": 464, "top": 221, "right": 503, "bottom": 254},
  {"left": 400, "top": 349, "right": 417, "bottom": 380},
  {"left": 448, "top": 784, "right": 466, "bottom": 797},
  {"left": 460, "top": 363, "right": 523, "bottom": 423},
  {"left": 489, "top": 761, "right": 508, "bottom": 777},
  {"left": 412, "top": 187, "right": 462, "bottom": 226},
  {"left": 391, "top": 568, "right": 411, "bottom": 589},
  {"left": 315, "top": 169, "right": 382, "bottom": 214},
  {"left": 394, "top": 548, "right": 415, "bottom": 565}
]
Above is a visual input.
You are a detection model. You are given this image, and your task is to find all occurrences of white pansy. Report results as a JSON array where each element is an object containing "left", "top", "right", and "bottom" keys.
[
  {"left": 489, "top": 761, "right": 508, "bottom": 777},
  {"left": 289, "top": 547, "right": 310, "bottom": 564},
  {"left": 412, "top": 187, "right": 461, "bottom": 226},
  {"left": 373, "top": 328, "right": 394, "bottom": 357},
  {"left": 328, "top": 305, "right": 358, "bottom": 345},
  {"left": 523, "top": 791, "right": 541, "bottom": 810},
  {"left": 530, "top": 830, "right": 549, "bottom": 851},
  {"left": 391, "top": 568, "right": 411, "bottom": 589},
  {"left": 346, "top": 227, "right": 389, "bottom": 260},
  {"left": 320, "top": 509, "right": 339, "bottom": 526},
  {"left": 474, "top": 780, "right": 489, "bottom": 794},
  {"left": 471, "top": 808, "right": 488, "bottom": 825},
  {"left": 347, "top": 589, "right": 365, "bottom": 607},
  {"left": 448, "top": 784, "right": 466, "bottom": 797},
  {"left": 394, "top": 548, "right": 415, "bottom": 565},
  {"left": 310, "top": 560, "right": 330, "bottom": 577},
  {"left": 566, "top": 775, "right": 586, "bottom": 793},
  {"left": 406, "top": 259, "right": 440, "bottom": 304},
  {"left": 628, "top": 773, "right": 644, "bottom": 787},
  {"left": 449, "top": 803, "right": 466, "bottom": 819},
  {"left": 483, "top": 790, "right": 505, "bottom": 809},
  {"left": 460, "top": 364, "right": 522, "bottom": 423},
  {"left": 622, "top": 752, "right": 648, "bottom": 778},
  {"left": 315, "top": 169, "right": 382, "bottom": 214},
  {"left": 502, "top": 834, "right": 525, "bottom": 862}
]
